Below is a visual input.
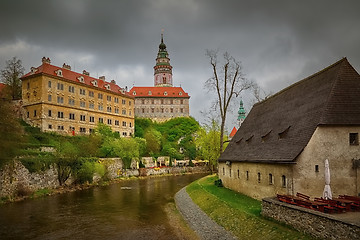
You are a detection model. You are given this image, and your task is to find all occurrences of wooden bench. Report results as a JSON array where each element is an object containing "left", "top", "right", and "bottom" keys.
[
  {"left": 296, "top": 192, "right": 310, "bottom": 201},
  {"left": 314, "top": 197, "right": 346, "bottom": 213}
]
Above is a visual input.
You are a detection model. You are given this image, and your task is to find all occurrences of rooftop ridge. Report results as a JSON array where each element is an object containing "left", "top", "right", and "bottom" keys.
[{"left": 254, "top": 57, "right": 347, "bottom": 106}]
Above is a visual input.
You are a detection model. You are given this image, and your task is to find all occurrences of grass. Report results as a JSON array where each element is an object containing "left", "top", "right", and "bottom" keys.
[
  {"left": 30, "top": 188, "right": 52, "bottom": 198},
  {"left": 186, "top": 175, "right": 314, "bottom": 240}
]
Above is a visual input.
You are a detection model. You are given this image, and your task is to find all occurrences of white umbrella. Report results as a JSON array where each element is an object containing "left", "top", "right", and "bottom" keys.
[{"left": 323, "top": 159, "right": 332, "bottom": 200}]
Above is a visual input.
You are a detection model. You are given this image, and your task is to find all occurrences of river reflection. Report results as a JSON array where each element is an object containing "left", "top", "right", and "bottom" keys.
[{"left": 0, "top": 173, "right": 207, "bottom": 240}]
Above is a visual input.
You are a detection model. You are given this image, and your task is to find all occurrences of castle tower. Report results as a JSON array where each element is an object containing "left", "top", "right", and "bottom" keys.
[
  {"left": 154, "top": 33, "right": 173, "bottom": 87},
  {"left": 237, "top": 100, "right": 246, "bottom": 127}
]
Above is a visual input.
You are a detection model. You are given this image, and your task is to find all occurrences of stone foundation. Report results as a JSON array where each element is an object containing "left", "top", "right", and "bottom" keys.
[{"left": 262, "top": 197, "right": 360, "bottom": 239}]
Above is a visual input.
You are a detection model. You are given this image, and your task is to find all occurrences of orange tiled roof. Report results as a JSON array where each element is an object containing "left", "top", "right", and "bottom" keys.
[
  {"left": 21, "top": 62, "right": 133, "bottom": 98},
  {"left": 129, "top": 86, "right": 190, "bottom": 98},
  {"left": 229, "top": 127, "right": 237, "bottom": 138}
]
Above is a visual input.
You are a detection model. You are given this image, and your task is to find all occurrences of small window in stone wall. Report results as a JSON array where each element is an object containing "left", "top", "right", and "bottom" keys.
[
  {"left": 282, "top": 175, "right": 286, "bottom": 188},
  {"left": 237, "top": 169, "right": 240, "bottom": 178},
  {"left": 229, "top": 169, "right": 232, "bottom": 178},
  {"left": 257, "top": 172, "right": 261, "bottom": 183},
  {"left": 223, "top": 167, "right": 225, "bottom": 176},
  {"left": 246, "top": 171, "right": 249, "bottom": 180},
  {"left": 269, "top": 173, "right": 273, "bottom": 185},
  {"left": 315, "top": 165, "right": 319, "bottom": 172},
  {"left": 350, "top": 133, "right": 359, "bottom": 145}
]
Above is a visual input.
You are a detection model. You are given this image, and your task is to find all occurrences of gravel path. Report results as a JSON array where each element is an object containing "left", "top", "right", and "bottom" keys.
[{"left": 175, "top": 187, "right": 237, "bottom": 240}]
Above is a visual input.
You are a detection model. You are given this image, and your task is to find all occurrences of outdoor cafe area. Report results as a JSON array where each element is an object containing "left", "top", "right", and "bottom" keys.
[{"left": 277, "top": 193, "right": 360, "bottom": 214}]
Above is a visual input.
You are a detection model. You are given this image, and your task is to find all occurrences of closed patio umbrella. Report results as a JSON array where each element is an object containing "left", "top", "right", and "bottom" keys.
[{"left": 322, "top": 159, "right": 332, "bottom": 200}]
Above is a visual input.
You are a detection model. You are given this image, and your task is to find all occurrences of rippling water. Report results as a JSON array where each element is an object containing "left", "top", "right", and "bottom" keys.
[{"left": 0, "top": 173, "right": 207, "bottom": 240}]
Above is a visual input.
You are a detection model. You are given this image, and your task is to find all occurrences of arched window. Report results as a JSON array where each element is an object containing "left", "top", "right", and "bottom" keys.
[{"left": 282, "top": 175, "right": 286, "bottom": 188}]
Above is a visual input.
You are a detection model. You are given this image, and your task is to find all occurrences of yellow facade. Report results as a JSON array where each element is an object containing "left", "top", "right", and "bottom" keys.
[{"left": 22, "top": 73, "right": 134, "bottom": 136}]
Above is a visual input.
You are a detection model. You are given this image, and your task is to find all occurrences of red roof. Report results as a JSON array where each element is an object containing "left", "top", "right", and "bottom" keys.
[
  {"left": 0, "top": 83, "right": 6, "bottom": 92},
  {"left": 229, "top": 127, "right": 237, "bottom": 138},
  {"left": 129, "top": 86, "right": 190, "bottom": 98},
  {"left": 21, "top": 62, "right": 133, "bottom": 98}
]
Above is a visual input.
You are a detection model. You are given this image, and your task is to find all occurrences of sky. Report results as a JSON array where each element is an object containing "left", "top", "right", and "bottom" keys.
[{"left": 1, "top": 0, "right": 360, "bottom": 131}]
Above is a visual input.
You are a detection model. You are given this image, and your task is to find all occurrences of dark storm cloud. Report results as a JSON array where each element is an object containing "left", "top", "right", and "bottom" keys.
[{"left": 1, "top": 0, "right": 360, "bottom": 129}]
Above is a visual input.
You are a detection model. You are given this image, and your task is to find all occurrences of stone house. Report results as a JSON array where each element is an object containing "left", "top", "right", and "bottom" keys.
[
  {"left": 21, "top": 57, "right": 134, "bottom": 136},
  {"left": 218, "top": 58, "right": 360, "bottom": 200},
  {"left": 129, "top": 34, "right": 190, "bottom": 122}
]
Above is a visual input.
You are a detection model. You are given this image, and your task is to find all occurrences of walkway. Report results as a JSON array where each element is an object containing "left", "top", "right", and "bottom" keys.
[{"left": 174, "top": 187, "right": 237, "bottom": 240}]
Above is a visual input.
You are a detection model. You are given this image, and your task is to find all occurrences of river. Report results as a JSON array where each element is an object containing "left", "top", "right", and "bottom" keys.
[{"left": 0, "top": 173, "right": 207, "bottom": 240}]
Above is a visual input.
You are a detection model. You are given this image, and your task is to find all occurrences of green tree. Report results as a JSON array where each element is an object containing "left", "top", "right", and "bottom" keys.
[
  {"left": 1, "top": 57, "right": 24, "bottom": 100},
  {"left": 0, "top": 98, "right": 24, "bottom": 168},
  {"left": 144, "top": 128, "right": 162, "bottom": 155},
  {"left": 195, "top": 120, "right": 228, "bottom": 172}
]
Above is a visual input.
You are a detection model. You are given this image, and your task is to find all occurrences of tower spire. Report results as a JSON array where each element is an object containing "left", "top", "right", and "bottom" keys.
[
  {"left": 237, "top": 99, "right": 246, "bottom": 127},
  {"left": 154, "top": 31, "right": 173, "bottom": 87}
]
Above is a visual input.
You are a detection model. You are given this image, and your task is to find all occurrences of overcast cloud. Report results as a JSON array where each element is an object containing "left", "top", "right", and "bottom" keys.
[{"left": 1, "top": 0, "right": 360, "bottom": 131}]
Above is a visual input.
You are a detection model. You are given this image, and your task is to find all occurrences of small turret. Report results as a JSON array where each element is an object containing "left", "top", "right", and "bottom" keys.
[{"left": 237, "top": 100, "right": 246, "bottom": 127}]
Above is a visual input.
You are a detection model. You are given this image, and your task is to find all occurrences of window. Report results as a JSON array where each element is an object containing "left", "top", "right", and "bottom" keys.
[
  {"left": 27, "top": 111, "right": 29, "bottom": 118},
  {"left": 57, "top": 96, "right": 64, "bottom": 104},
  {"left": 115, "top": 108, "right": 119, "bottom": 114},
  {"left": 68, "top": 86, "right": 75, "bottom": 93},
  {"left": 68, "top": 99, "right": 75, "bottom": 106},
  {"left": 107, "top": 119, "right": 112, "bottom": 125},
  {"left": 57, "top": 111, "right": 64, "bottom": 118},
  {"left": 141, "top": 100, "right": 145, "bottom": 104},
  {"left": 115, "top": 120, "right": 119, "bottom": 126},
  {"left": 122, "top": 109, "right": 126, "bottom": 115},
  {"left": 282, "top": 175, "right": 286, "bottom": 188},
  {"left": 107, "top": 106, "right": 112, "bottom": 112},
  {"left": 89, "top": 129, "right": 94, "bottom": 134},
  {"left": 161, "top": 108, "right": 164, "bottom": 113},
  {"left": 107, "top": 96, "right": 111, "bottom": 101},
  {"left": 80, "top": 127, "right": 86, "bottom": 133},
  {"left": 80, "top": 115, "right": 86, "bottom": 121},
  {"left": 151, "top": 108, "right": 155, "bottom": 113},
  {"left": 98, "top": 104, "right": 103, "bottom": 111},
  {"left": 48, "top": 124, "right": 52, "bottom": 129},
  {"left": 27, "top": 82, "right": 30, "bottom": 89},
  {"left": 180, "top": 99, "right": 183, "bottom": 104},
  {"left": 89, "top": 91, "right": 94, "bottom": 97},
  {"left": 89, "top": 116, "right": 95, "bottom": 122},
  {"left": 223, "top": 167, "right": 225, "bottom": 176},
  {"left": 34, "top": 110, "right": 37, "bottom": 117},
  {"left": 122, "top": 121, "right": 126, "bottom": 127},
  {"left": 98, "top": 118, "right": 103, "bottom": 123},
  {"left": 114, "top": 97, "right": 119, "bottom": 103},
  {"left": 269, "top": 174, "right": 273, "bottom": 185},
  {"left": 58, "top": 125, "right": 64, "bottom": 130},
  {"left": 180, "top": 108, "right": 183, "bottom": 113},
  {"left": 142, "top": 108, "right": 145, "bottom": 113},
  {"left": 57, "top": 83, "right": 64, "bottom": 90},
  {"left": 161, "top": 99, "right": 164, "bottom": 104},
  {"left": 48, "top": 95, "right": 52, "bottom": 102},
  {"left": 315, "top": 165, "right": 319, "bottom": 172},
  {"left": 257, "top": 172, "right": 261, "bottom": 183},
  {"left": 122, "top": 132, "right": 127, "bottom": 136},
  {"left": 48, "top": 110, "right": 52, "bottom": 117},
  {"left": 89, "top": 103, "right": 94, "bottom": 109},
  {"left": 350, "top": 133, "right": 359, "bottom": 145},
  {"left": 80, "top": 101, "right": 86, "bottom": 108},
  {"left": 170, "top": 108, "right": 173, "bottom": 113},
  {"left": 122, "top": 99, "right": 126, "bottom": 105},
  {"left": 48, "top": 81, "right": 51, "bottom": 88},
  {"left": 170, "top": 99, "right": 173, "bottom": 104},
  {"left": 129, "top": 122, "right": 132, "bottom": 128},
  {"left": 229, "top": 169, "right": 232, "bottom": 178},
  {"left": 151, "top": 99, "right": 155, "bottom": 104},
  {"left": 237, "top": 169, "right": 240, "bottom": 178},
  {"left": 246, "top": 171, "right": 249, "bottom": 180},
  {"left": 80, "top": 89, "right": 86, "bottom": 95},
  {"left": 98, "top": 93, "right": 103, "bottom": 99},
  {"left": 69, "top": 113, "right": 75, "bottom": 120},
  {"left": 129, "top": 101, "right": 131, "bottom": 106}
]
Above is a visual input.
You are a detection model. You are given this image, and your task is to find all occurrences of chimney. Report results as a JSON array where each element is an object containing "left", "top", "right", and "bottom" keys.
[
  {"left": 62, "top": 63, "right": 71, "bottom": 70},
  {"left": 99, "top": 76, "right": 105, "bottom": 81},
  {"left": 83, "top": 70, "right": 90, "bottom": 76},
  {"left": 111, "top": 80, "right": 116, "bottom": 84},
  {"left": 42, "top": 57, "right": 51, "bottom": 64}
]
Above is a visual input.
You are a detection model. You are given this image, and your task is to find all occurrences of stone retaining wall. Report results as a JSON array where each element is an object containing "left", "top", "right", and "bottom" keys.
[{"left": 262, "top": 197, "right": 360, "bottom": 239}]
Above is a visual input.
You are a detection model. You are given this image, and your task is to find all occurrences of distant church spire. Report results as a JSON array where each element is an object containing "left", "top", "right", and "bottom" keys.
[
  {"left": 237, "top": 99, "right": 246, "bottom": 127},
  {"left": 154, "top": 31, "right": 173, "bottom": 87}
]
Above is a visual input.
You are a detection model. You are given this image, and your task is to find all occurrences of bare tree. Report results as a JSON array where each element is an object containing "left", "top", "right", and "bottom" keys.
[
  {"left": 252, "top": 82, "right": 272, "bottom": 103},
  {"left": 205, "top": 50, "right": 253, "bottom": 153},
  {"left": 1, "top": 57, "right": 24, "bottom": 100}
]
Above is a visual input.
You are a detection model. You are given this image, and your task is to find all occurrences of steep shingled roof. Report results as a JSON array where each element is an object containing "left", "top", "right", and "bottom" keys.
[
  {"left": 219, "top": 58, "right": 360, "bottom": 163},
  {"left": 129, "top": 86, "right": 190, "bottom": 98},
  {"left": 21, "top": 62, "right": 133, "bottom": 98}
]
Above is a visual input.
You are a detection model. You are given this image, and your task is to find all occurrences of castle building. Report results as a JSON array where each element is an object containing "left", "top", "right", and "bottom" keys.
[
  {"left": 129, "top": 34, "right": 190, "bottom": 122},
  {"left": 21, "top": 57, "right": 134, "bottom": 136},
  {"left": 219, "top": 58, "right": 360, "bottom": 200}
]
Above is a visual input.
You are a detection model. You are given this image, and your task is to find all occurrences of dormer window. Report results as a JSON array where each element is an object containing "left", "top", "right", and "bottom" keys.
[
  {"left": 148, "top": 91, "right": 152, "bottom": 95},
  {"left": 55, "top": 69, "right": 63, "bottom": 77},
  {"left": 261, "top": 130, "right": 272, "bottom": 142},
  {"left": 30, "top": 67, "right": 38, "bottom": 74},
  {"left": 91, "top": 80, "right": 98, "bottom": 87},
  {"left": 179, "top": 92, "right": 183, "bottom": 96},
  {"left": 164, "top": 91, "right": 168, "bottom": 96},
  {"left": 133, "top": 91, "right": 136, "bottom": 96},
  {"left": 278, "top": 126, "right": 291, "bottom": 139},
  {"left": 245, "top": 135, "right": 254, "bottom": 143},
  {"left": 77, "top": 76, "right": 85, "bottom": 83},
  {"left": 104, "top": 84, "right": 110, "bottom": 90}
]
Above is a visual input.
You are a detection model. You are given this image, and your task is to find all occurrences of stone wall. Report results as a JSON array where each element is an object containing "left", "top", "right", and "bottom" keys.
[{"left": 261, "top": 197, "right": 360, "bottom": 240}]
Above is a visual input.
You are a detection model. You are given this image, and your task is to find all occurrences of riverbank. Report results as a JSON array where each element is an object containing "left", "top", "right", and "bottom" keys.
[
  {"left": 179, "top": 175, "right": 313, "bottom": 240},
  {"left": 0, "top": 168, "right": 210, "bottom": 205}
]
